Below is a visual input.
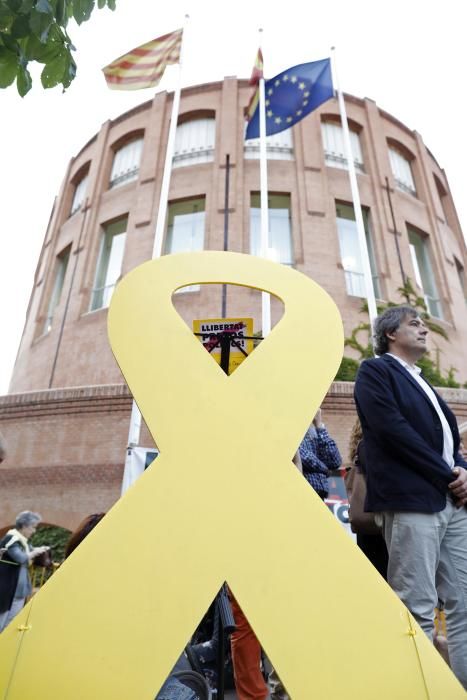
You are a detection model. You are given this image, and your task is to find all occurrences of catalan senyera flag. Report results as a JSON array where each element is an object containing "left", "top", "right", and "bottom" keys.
[
  {"left": 103, "top": 29, "right": 183, "bottom": 91},
  {"left": 245, "top": 58, "right": 334, "bottom": 139},
  {"left": 249, "top": 48, "right": 264, "bottom": 86},
  {"left": 246, "top": 48, "right": 264, "bottom": 123}
]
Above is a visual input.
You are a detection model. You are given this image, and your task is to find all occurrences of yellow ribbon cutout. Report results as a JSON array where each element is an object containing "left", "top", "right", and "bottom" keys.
[{"left": 0, "top": 252, "right": 463, "bottom": 698}]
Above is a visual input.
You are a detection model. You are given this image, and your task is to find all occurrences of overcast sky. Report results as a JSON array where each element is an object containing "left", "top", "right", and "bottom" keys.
[{"left": 1, "top": 0, "right": 465, "bottom": 394}]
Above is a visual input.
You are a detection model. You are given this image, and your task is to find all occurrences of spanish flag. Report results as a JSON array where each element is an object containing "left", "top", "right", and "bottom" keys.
[{"left": 103, "top": 29, "right": 183, "bottom": 91}]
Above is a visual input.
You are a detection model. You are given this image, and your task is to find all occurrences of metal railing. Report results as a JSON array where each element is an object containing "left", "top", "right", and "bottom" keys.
[{"left": 30, "top": 562, "right": 60, "bottom": 591}]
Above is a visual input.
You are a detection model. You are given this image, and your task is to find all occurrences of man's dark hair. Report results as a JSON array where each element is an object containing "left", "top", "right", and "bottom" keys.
[{"left": 373, "top": 306, "right": 418, "bottom": 355}]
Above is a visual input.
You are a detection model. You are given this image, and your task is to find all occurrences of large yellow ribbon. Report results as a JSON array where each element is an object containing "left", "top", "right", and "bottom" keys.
[{"left": 0, "top": 252, "right": 463, "bottom": 698}]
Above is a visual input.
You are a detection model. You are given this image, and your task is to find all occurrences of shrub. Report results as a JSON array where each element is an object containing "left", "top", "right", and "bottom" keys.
[
  {"left": 30, "top": 524, "right": 71, "bottom": 563},
  {"left": 334, "top": 357, "right": 359, "bottom": 381}
]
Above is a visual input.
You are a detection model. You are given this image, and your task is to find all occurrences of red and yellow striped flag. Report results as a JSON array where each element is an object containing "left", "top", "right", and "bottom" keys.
[
  {"left": 246, "top": 48, "right": 263, "bottom": 123},
  {"left": 103, "top": 29, "right": 183, "bottom": 91},
  {"left": 249, "top": 48, "right": 263, "bottom": 86}
]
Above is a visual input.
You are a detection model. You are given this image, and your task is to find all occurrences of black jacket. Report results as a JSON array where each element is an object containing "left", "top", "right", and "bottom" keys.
[
  {"left": 0, "top": 534, "right": 22, "bottom": 613},
  {"left": 354, "top": 354, "right": 467, "bottom": 513}
]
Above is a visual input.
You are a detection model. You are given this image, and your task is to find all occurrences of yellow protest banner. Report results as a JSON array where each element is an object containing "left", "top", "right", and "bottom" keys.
[{"left": 192, "top": 317, "right": 254, "bottom": 375}]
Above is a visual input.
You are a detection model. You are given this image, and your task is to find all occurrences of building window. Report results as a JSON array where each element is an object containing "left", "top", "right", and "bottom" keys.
[
  {"left": 250, "top": 193, "right": 293, "bottom": 265},
  {"left": 407, "top": 226, "right": 442, "bottom": 318},
  {"left": 244, "top": 126, "right": 294, "bottom": 161},
  {"left": 335, "top": 202, "right": 380, "bottom": 299},
  {"left": 43, "top": 245, "right": 71, "bottom": 333},
  {"left": 165, "top": 198, "right": 205, "bottom": 292},
  {"left": 173, "top": 118, "right": 216, "bottom": 168},
  {"left": 434, "top": 174, "right": 455, "bottom": 230},
  {"left": 70, "top": 173, "right": 88, "bottom": 215},
  {"left": 166, "top": 198, "right": 206, "bottom": 254},
  {"left": 321, "top": 121, "right": 364, "bottom": 172},
  {"left": 109, "top": 137, "right": 143, "bottom": 188},
  {"left": 454, "top": 257, "right": 466, "bottom": 303},
  {"left": 388, "top": 145, "right": 416, "bottom": 196},
  {"left": 90, "top": 218, "right": 127, "bottom": 310}
]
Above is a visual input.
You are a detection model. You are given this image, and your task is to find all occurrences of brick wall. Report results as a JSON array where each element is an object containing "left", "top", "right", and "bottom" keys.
[
  {"left": 1, "top": 382, "right": 466, "bottom": 532},
  {"left": 0, "top": 385, "right": 136, "bottom": 530}
]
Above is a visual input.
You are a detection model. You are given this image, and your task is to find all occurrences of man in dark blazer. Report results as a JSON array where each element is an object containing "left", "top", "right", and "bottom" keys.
[{"left": 354, "top": 305, "right": 467, "bottom": 689}]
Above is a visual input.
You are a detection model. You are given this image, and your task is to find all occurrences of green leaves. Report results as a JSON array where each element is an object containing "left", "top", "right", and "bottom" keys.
[
  {"left": 29, "top": 7, "right": 54, "bottom": 41},
  {"left": 54, "top": 0, "right": 65, "bottom": 24},
  {"left": 334, "top": 357, "right": 360, "bottom": 382},
  {"left": 40, "top": 43, "right": 75, "bottom": 87},
  {"left": 0, "top": 45, "right": 18, "bottom": 86},
  {"left": 0, "top": 0, "right": 116, "bottom": 95},
  {"left": 35, "top": 0, "right": 53, "bottom": 13},
  {"left": 11, "top": 13, "right": 31, "bottom": 37},
  {"left": 30, "top": 524, "right": 72, "bottom": 563},
  {"left": 6, "top": 0, "right": 22, "bottom": 12},
  {"left": 72, "top": 0, "right": 94, "bottom": 25},
  {"left": 341, "top": 276, "right": 462, "bottom": 386},
  {"left": 16, "top": 60, "right": 31, "bottom": 93}
]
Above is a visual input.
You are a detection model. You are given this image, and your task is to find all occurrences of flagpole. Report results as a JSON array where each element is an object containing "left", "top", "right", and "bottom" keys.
[
  {"left": 153, "top": 16, "right": 189, "bottom": 258},
  {"left": 123, "top": 19, "right": 188, "bottom": 492},
  {"left": 258, "top": 30, "right": 271, "bottom": 337},
  {"left": 331, "top": 47, "right": 378, "bottom": 327}
]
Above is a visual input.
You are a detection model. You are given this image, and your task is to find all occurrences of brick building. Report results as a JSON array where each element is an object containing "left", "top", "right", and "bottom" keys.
[{"left": 1, "top": 78, "right": 466, "bottom": 530}]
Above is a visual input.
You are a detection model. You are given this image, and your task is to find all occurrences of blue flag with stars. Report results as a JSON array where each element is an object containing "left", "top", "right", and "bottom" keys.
[{"left": 245, "top": 58, "right": 334, "bottom": 139}]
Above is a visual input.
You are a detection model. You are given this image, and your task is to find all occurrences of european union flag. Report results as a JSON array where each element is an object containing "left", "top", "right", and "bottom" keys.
[{"left": 245, "top": 58, "right": 334, "bottom": 140}]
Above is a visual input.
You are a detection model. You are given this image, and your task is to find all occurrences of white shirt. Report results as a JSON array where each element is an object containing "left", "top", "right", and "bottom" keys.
[{"left": 387, "top": 353, "right": 455, "bottom": 469}]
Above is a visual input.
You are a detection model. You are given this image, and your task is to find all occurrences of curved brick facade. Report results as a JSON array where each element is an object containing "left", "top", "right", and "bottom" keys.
[
  {"left": 1, "top": 79, "right": 466, "bottom": 529},
  {"left": 0, "top": 382, "right": 466, "bottom": 531}
]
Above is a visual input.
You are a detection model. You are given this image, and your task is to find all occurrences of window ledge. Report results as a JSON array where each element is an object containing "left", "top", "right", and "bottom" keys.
[
  {"left": 324, "top": 155, "right": 365, "bottom": 174},
  {"left": 173, "top": 285, "right": 201, "bottom": 294},
  {"left": 394, "top": 181, "right": 417, "bottom": 198},
  {"left": 31, "top": 330, "right": 52, "bottom": 346},
  {"left": 81, "top": 307, "right": 109, "bottom": 319},
  {"left": 109, "top": 171, "right": 139, "bottom": 189}
]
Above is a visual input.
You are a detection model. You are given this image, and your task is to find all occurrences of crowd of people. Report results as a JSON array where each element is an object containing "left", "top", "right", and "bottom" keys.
[{"left": 0, "top": 305, "right": 466, "bottom": 697}]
